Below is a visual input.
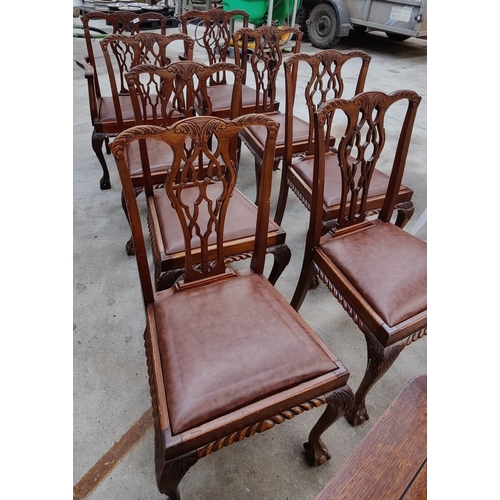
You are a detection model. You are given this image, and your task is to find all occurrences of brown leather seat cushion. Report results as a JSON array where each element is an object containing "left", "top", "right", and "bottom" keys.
[
  {"left": 292, "top": 154, "right": 412, "bottom": 209},
  {"left": 125, "top": 139, "right": 174, "bottom": 178},
  {"left": 99, "top": 95, "right": 179, "bottom": 125},
  {"left": 99, "top": 95, "right": 135, "bottom": 123},
  {"left": 154, "top": 272, "right": 339, "bottom": 434},
  {"left": 292, "top": 155, "right": 413, "bottom": 207},
  {"left": 153, "top": 184, "right": 280, "bottom": 254},
  {"left": 245, "top": 113, "right": 310, "bottom": 150},
  {"left": 320, "top": 220, "right": 427, "bottom": 328},
  {"left": 207, "top": 84, "right": 275, "bottom": 112}
]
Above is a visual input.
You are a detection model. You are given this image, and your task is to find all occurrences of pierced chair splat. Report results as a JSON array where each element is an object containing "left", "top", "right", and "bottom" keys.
[
  {"left": 291, "top": 90, "right": 426, "bottom": 427},
  {"left": 111, "top": 114, "right": 355, "bottom": 500}
]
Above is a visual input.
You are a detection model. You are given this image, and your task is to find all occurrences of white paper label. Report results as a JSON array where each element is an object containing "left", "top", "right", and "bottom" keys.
[{"left": 390, "top": 6, "right": 413, "bottom": 23}]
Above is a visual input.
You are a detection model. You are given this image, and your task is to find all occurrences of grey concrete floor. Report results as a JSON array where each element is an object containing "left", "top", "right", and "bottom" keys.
[{"left": 73, "top": 19, "right": 427, "bottom": 500}]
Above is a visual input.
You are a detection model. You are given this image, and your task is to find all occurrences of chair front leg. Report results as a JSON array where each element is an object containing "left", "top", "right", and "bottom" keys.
[
  {"left": 303, "top": 385, "right": 354, "bottom": 466},
  {"left": 345, "top": 330, "right": 406, "bottom": 427},
  {"left": 92, "top": 131, "right": 111, "bottom": 190},
  {"left": 157, "top": 451, "right": 199, "bottom": 500}
]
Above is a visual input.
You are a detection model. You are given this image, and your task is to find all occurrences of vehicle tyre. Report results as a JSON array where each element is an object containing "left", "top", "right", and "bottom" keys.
[
  {"left": 296, "top": 6, "right": 310, "bottom": 41},
  {"left": 386, "top": 33, "right": 410, "bottom": 41},
  {"left": 307, "top": 3, "right": 339, "bottom": 49}
]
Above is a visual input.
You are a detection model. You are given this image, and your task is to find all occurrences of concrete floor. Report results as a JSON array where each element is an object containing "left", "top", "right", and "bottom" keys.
[{"left": 73, "top": 19, "right": 427, "bottom": 500}]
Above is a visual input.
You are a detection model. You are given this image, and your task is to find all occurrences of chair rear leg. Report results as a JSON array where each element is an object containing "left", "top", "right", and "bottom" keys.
[
  {"left": 266, "top": 244, "right": 291, "bottom": 285},
  {"left": 274, "top": 176, "right": 289, "bottom": 225},
  {"left": 345, "top": 330, "right": 406, "bottom": 427},
  {"left": 303, "top": 385, "right": 354, "bottom": 466},
  {"left": 290, "top": 259, "right": 316, "bottom": 311},
  {"left": 121, "top": 187, "right": 143, "bottom": 256},
  {"left": 92, "top": 131, "right": 111, "bottom": 190}
]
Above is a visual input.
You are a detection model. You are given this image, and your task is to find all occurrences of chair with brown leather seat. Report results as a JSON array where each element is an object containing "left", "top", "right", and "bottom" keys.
[
  {"left": 207, "top": 24, "right": 303, "bottom": 121},
  {"left": 274, "top": 52, "right": 415, "bottom": 233},
  {"left": 111, "top": 114, "right": 355, "bottom": 499},
  {"left": 75, "top": 11, "right": 172, "bottom": 189},
  {"left": 240, "top": 49, "right": 372, "bottom": 206},
  {"left": 125, "top": 61, "right": 291, "bottom": 288},
  {"left": 179, "top": 7, "right": 249, "bottom": 70},
  {"left": 179, "top": 7, "right": 250, "bottom": 119},
  {"left": 290, "top": 90, "right": 426, "bottom": 427}
]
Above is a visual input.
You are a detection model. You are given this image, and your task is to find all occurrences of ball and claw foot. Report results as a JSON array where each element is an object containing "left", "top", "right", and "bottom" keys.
[
  {"left": 126, "top": 237, "right": 135, "bottom": 256},
  {"left": 303, "top": 439, "right": 332, "bottom": 467},
  {"left": 345, "top": 403, "right": 369, "bottom": 427},
  {"left": 100, "top": 176, "right": 111, "bottom": 190}
]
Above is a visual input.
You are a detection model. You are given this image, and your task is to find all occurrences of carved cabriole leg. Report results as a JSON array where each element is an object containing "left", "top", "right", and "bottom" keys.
[
  {"left": 303, "top": 385, "right": 354, "bottom": 466},
  {"left": 157, "top": 452, "right": 199, "bottom": 500},
  {"left": 394, "top": 201, "right": 415, "bottom": 228},
  {"left": 345, "top": 327, "right": 427, "bottom": 427},
  {"left": 92, "top": 131, "right": 111, "bottom": 190},
  {"left": 267, "top": 243, "right": 291, "bottom": 285},
  {"left": 345, "top": 330, "right": 406, "bottom": 427},
  {"left": 314, "top": 266, "right": 427, "bottom": 427}
]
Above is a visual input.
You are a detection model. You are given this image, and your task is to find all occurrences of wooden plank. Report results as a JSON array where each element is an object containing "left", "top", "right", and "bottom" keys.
[{"left": 316, "top": 375, "right": 426, "bottom": 500}]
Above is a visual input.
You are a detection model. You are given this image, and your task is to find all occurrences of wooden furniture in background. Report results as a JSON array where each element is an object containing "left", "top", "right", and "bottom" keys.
[
  {"left": 205, "top": 24, "right": 303, "bottom": 121},
  {"left": 316, "top": 374, "right": 427, "bottom": 500},
  {"left": 100, "top": 31, "right": 194, "bottom": 131},
  {"left": 291, "top": 90, "right": 426, "bottom": 426},
  {"left": 75, "top": 11, "right": 171, "bottom": 189},
  {"left": 179, "top": 7, "right": 249, "bottom": 72},
  {"left": 240, "top": 48, "right": 371, "bottom": 204},
  {"left": 111, "top": 114, "right": 355, "bottom": 500}
]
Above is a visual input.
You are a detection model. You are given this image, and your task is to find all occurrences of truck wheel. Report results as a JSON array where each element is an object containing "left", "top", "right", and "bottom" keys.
[
  {"left": 296, "top": 7, "right": 310, "bottom": 41},
  {"left": 307, "top": 3, "right": 339, "bottom": 49},
  {"left": 386, "top": 33, "right": 410, "bottom": 41}
]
